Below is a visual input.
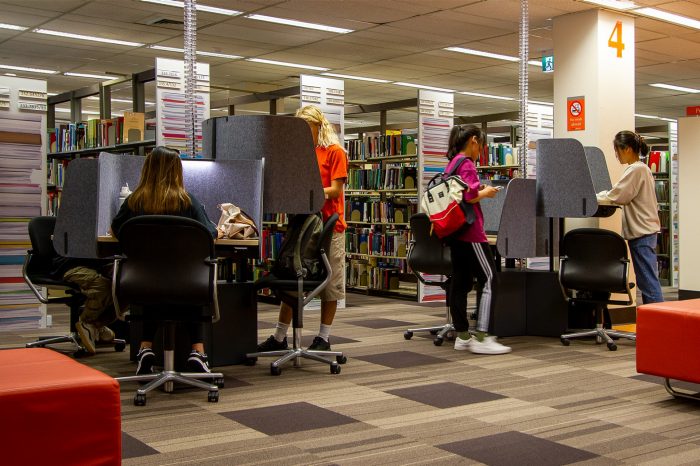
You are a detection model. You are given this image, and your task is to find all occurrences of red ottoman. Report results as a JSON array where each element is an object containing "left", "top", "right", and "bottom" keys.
[
  {"left": 637, "top": 299, "right": 700, "bottom": 400},
  {"left": 0, "top": 348, "right": 121, "bottom": 465}
]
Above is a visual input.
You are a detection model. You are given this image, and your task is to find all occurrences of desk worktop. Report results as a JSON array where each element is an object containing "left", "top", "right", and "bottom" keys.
[{"left": 97, "top": 235, "right": 259, "bottom": 247}]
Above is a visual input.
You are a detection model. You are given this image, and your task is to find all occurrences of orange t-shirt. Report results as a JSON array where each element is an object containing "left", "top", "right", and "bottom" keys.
[{"left": 316, "top": 144, "right": 348, "bottom": 233}]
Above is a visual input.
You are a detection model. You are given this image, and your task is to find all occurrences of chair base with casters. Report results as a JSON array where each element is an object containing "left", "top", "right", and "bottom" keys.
[
  {"left": 404, "top": 300, "right": 455, "bottom": 346},
  {"left": 558, "top": 228, "right": 637, "bottom": 352},
  {"left": 23, "top": 251, "right": 125, "bottom": 356},
  {"left": 246, "top": 217, "right": 346, "bottom": 376},
  {"left": 116, "top": 322, "right": 223, "bottom": 406},
  {"left": 560, "top": 302, "right": 636, "bottom": 351},
  {"left": 248, "top": 326, "right": 346, "bottom": 376}
]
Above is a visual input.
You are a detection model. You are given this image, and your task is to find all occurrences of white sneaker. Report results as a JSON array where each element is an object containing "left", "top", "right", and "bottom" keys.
[
  {"left": 469, "top": 336, "right": 511, "bottom": 355},
  {"left": 454, "top": 336, "right": 473, "bottom": 351}
]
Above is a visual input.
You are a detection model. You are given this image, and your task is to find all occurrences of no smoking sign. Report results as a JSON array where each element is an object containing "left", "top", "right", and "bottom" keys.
[{"left": 567, "top": 96, "right": 585, "bottom": 131}]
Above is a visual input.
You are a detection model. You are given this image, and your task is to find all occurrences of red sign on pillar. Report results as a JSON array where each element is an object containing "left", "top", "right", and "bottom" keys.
[
  {"left": 567, "top": 96, "right": 585, "bottom": 131},
  {"left": 686, "top": 106, "right": 700, "bottom": 116}
]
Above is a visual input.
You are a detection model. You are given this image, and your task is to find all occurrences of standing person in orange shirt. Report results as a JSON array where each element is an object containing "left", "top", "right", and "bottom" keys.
[{"left": 257, "top": 105, "right": 347, "bottom": 352}]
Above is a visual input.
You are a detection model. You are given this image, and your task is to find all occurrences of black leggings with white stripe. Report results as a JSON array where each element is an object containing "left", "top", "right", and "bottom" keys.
[{"left": 447, "top": 240, "right": 497, "bottom": 333}]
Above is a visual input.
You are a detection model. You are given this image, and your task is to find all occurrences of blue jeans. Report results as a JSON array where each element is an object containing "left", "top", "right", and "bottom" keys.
[{"left": 628, "top": 233, "right": 664, "bottom": 304}]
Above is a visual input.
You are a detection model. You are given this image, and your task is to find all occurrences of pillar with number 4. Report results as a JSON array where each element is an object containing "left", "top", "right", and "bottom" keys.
[{"left": 553, "top": 8, "right": 635, "bottom": 235}]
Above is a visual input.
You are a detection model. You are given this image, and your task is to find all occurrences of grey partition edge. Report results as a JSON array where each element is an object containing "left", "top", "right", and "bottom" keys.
[
  {"left": 584, "top": 146, "right": 613, "bottom": 194},
  {"left": 182, "top": 159, "right": 264, "bottom": 233},
  {"left": 496, "top": 178, "right": 537, "bottom": 259},
  {"left": 203, "top": 115, "right": 325, "bottom": 214},
  {"left": 536, "top": 138, "right": 598, "bottom": 218},
  {"left": 53, "top": 158, "right": 100, "bottom": 258}
]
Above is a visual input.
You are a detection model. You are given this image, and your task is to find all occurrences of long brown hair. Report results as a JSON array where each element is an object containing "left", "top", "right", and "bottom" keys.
[{"left": 127, "top": 146, "right": 191, "bottom": 214}]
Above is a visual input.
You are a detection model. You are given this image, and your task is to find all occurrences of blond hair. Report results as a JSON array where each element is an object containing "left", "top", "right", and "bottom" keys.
[
  {"left": 128, "top": 146, "right": 192, "bottom": 214},
  {"left": 295, "top": 105, "right": 340, "bottom": 148}
]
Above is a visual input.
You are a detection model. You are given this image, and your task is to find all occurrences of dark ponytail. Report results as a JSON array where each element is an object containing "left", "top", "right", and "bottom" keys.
[
  {"left": 614, "top": 130, "right": 649, "bottom": 158},
  {"left": 446, "top": 124, "right": 485, "bottom": 160}
]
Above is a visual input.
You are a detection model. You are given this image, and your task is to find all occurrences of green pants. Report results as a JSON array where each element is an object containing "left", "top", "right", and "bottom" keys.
[{"left": 62, "top": 266, "right": 116, "bottom": 327}]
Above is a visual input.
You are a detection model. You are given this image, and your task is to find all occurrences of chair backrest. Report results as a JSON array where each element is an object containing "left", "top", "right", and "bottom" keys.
[
  {"left": 407, "top": 213, "right": 451, "bottom": 276},
  {"left": 560, "top": 228, "right": 629, "bottom": 294},
  {"left": 26, "top": 216, "right": 62, "bottom": 279},
  {"left": 114, "top": 215, "right": 216, "bottom": 308},
  {"left": 318, "top": 213, "right": 339, "bottom": 259}
]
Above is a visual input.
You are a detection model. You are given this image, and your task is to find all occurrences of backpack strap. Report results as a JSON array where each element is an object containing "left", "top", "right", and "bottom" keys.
[{"left": 446, "top": 155, "right": 469, "bottom": 177}]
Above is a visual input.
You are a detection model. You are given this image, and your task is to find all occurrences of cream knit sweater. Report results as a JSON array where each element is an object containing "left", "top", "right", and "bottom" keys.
[{"left": 597, "top": 161, "right": 660, "bottom": 240}]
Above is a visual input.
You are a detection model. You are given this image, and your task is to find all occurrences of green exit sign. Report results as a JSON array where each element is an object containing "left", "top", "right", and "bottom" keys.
[{"left": 542, "top": 56, "right": 554, "bottom": 73}]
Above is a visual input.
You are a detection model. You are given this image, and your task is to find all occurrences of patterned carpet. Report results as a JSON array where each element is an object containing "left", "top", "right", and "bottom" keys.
[{"left": 3, "top": 289, "right": 700, "bottom": 465}]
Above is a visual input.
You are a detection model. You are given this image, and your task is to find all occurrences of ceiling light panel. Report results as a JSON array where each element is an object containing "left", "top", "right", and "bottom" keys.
[
  {"left": 245, "top": 14, "right": 353, "bottom": 34},
  {"left": 320, "top": 72, "right": 390, "bottom": 83},
  {"left": 0, "top": 23, "right": 27, "bottom": 31},
  {"left": 635, "top": 8, "right": 700, "bottom": 30},
  {"left": 394, "top": 82, "right": 456, "bottom": 93},
  {"left": 34, "top": 29, "right": 143, "bottom": 46},
  {"left": 650, "top": 83, "right": 700, "bottom": 93},
  {"left": 0, "top": 64, "right": 58, "bottom": 74},
  {"left": 459, "top": 91, "right": 514, "bottom": 101},
  {"left": 246, "top": 58, "right": 329, "bottom": 71},
  {"left": 64, "top": 72, "right": 118, "bottom": 79}
]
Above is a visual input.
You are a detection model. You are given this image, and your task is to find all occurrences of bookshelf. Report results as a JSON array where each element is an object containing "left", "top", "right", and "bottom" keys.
[
  {"left": 345, "top": 131, "right": 418, "bottom": 299},
  {"left": 649, "top": 147, "right": 673, "bottom": 286}
]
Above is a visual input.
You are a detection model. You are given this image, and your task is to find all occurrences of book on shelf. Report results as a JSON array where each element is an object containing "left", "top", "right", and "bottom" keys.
[
  {"left": 478, "top": 143, "right": 519, "bottom": 167},
  {"left": 122, "top": 112, "right": 145, "bottom": 143},
  {"left": 648, "top": 151, "right": 669, "bottom": 174},
  {"left": 344, "top": 132, "right": 417, "bottom": 161}
]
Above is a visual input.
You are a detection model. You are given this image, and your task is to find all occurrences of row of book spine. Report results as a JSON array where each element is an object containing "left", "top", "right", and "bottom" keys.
[
  {"left": 477, "top": 143, "right": 518, "bottom": 167},
  {"left": 346, "top": 199, "right": 417, "bottom": 224},
  {"left": 346, "top": 165, "right": 417, "bottom": 190},
  {"left": 345, "top": 134, "right": 417, "bottom": 161},
  {"left": 47, "top": 112, "right": 145, "bottom": 153},
  {"left": 345, "top": 227, "right": 409, "bottom": 257}
]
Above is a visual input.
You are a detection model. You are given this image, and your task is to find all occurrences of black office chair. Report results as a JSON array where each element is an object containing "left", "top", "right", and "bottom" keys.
[
  {"left": 403, "top": 213, "right": 455, "bottom": 346},
  {"left": 559, "top": 228, "right": 636, "bottom": 351},
  {"left": 247, "top": 213, "right": 346, "bottom": 376},
  {"left": 112, "top": 215, "right": 224, "bottom": 405},
  {"left": 23, "top": 216, "right": 125, "bottom": 355}
]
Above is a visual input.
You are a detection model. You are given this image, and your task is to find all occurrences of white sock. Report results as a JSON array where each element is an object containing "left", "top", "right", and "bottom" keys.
[
  {"left": 318, "top": 324, "right": 331, "bottom": 342},
  {"left": 273, "top": 322, "right": 289, "bottom": 342}
]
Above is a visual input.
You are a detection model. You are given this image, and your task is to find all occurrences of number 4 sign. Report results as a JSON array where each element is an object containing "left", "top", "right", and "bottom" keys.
[{"left": 608, "top": 21, "right": 625, "bottom": 58}]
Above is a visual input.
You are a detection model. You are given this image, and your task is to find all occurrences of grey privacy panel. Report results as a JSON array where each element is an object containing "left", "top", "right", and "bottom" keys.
[
  {"left": 584, "top": 146, "right": 613, "bottom": 193},
  {"left": 182, "top": 159, "right": 264, "bottom": 234},
  {"left": 53, "top": 159, "right": 100, "bottom": 258},
  {"left": 536, "top": 138, "right": 598, "bottom": 218},
  {"left": 480, "top": 179, "right": 509, "bottom": 235},
  {"left": 202, "top": 115, "right": 324, "bottom": 214},
  {"left": 496, "top": 179, "right": 537, "bottom": 258},
  {"left": 96, "top": 152, "right": 145, "bottom": 238}
]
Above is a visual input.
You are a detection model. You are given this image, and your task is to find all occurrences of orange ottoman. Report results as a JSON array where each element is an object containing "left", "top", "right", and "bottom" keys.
[
  {"left": 0, "top": 348, "right": 121, "bottom": 465},
  {"left": 637, "top": 299, "right": 700, "bottom": 400}
]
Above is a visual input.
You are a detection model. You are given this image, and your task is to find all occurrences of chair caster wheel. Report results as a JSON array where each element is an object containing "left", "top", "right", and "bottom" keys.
[
  {"left": 214, "top": 377, "right": 225, "bottom": 388},
  {"left": 336, "top": 355, "right": 347, "bottom": 364},
  {"left": 607, "top": 342, "right": 617, "bottom": 351},
  {"left": 114, "top": 341, "right": 126, "bottom": 352},
  {"left": 330, "top": 363, "right": 341, "bottom": 374},
  {"left": 208, "top": 390, "right": 219, "bottom": 403},
  {"left": 134, "top": 394, "right": 146, "bottom": 406},
  {"left": 404, "top": 331, "right": 413, "bottom": 340},
  {"left": 429, "top": 329, "right": 439, "bottom": 335},
  {"left": 560, "top": 338, "right": 570, "bottom": 346},
  {"left": 244, "top": 357, "right": 257, "bottom": 366},
  {"left": 270, "top": 365, "right": 282, "bottom": 376},
  {"left": 434, "top": 336, "right": 444, "bottom": 346}
]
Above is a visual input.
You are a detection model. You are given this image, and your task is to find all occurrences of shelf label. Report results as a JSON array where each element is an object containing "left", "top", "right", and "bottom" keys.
[{"left": 18, "top": 101, "right": 47, "bottom": 112}]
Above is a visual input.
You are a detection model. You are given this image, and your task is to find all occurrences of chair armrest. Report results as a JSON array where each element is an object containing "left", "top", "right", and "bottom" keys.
[
  {"left": 111, "top": 255, "right": 126, "bottom": 318},
  {"left": 302, "top": 248, "right": 333, "bottom": 307},
  {"left": 22, "top": 251, "right": 49, "bottom": 304},
  {"left": 205, "top": 257, "right": 220, "bottom": 323}
]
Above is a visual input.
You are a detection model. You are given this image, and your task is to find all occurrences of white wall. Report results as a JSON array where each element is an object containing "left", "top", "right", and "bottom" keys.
[{"left": 678, "top": 117, "right": 700, "bottom": 293}]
